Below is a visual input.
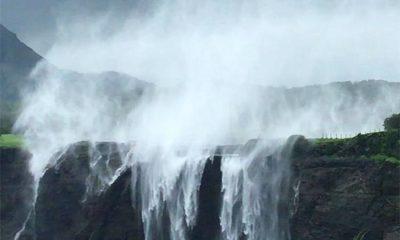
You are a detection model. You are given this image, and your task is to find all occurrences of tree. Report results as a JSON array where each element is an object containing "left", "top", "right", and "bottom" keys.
[{"left": 384, "top": 113, "right": 400, "bottom": 131}]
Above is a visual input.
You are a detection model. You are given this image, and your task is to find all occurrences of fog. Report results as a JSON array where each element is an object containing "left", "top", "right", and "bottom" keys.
[
  {"left": 14, "top": 0, "right": 400, "bottom": 176},
  {"left": 13, "top": 1, "right": 400, "bottom": 239},
  {"left": 45, "top": 0, "right": 400, "bottom": 86}
]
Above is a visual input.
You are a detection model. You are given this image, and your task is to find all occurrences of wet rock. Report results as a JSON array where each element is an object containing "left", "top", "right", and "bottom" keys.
[
  {"left": 0, "top": 147, "right": 34, "bottom": 240},
  {"left": 3, "top": 136, "right": 399, "bottom": 240},
  {"left": 190, "top": 156, "right": 222, "bottom": 240},
  {"left": 76, "top": 169, "right": 144, "bottom": 240},
  {"left": 15, "top": 142, "right": 130, "bottom": 240},
  {"left": 29, "top": 143, "right": 91, "bottom": 240},
  {"left": 290, "top": 156, "right": 400, "bottom": 240}
]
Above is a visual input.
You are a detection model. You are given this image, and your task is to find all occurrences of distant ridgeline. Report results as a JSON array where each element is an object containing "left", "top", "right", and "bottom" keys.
[
  {"left": 1, "top": 25, "right": 400, "bottom": 135},
  {"left": 0, "top": 24, "right": 153, "bottom": 134},
  {"left": 0, "top": 24, "right": 42, "bottom": 133}
]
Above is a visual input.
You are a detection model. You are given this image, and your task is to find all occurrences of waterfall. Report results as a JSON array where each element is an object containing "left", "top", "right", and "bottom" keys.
[
  {"left": 126, "top": 138, "right": 294, "bottom": 240},
  {"left": 84, "top": 142, "right": 131, "bottom": 200},
  {"left": 14, "top": 138, "right": 295, "bottom": 240},
  {"left": 6, "top": 1, "right": 399, "bottom": 239},
  {"left": 130, "top": 147, "right": 209, "bottom": 240},
  {"left": 220, "top": 139, "right": 293, "bottom": 240}
]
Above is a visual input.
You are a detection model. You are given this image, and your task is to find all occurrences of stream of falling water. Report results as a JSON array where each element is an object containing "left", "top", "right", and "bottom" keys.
[
  {"left": 220, "top": 140, "right": 292, "bottom": 240},
  {"left": 15, "top": 139, "right": 293, "bottom": 240},
  {"left": 125, "top": 139, "right": 293, "bottom": 240},
  {"left": 84, "top": 142, "right": 131, "bottom": 199},
  {"left": 130, "top": 147, "right": 209, "bottom": 240}
]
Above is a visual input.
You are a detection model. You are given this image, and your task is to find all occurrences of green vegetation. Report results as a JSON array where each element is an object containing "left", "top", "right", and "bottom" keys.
[
  {"left": 384, "top": 113, "right": 400, "bottom": 131},
  {"left": 314, "top": 137, "right": 349, "bottom": 144},
  {"left": 0, "top": 101, "right": 20, "bottom": 134},
  {"left": 371, "top": 154, "right": 400, "bottom": 165},
  {"left": 0, "top": 134, "right": 23, "bottom": 148},
  {"left": 311, "top": 130, "right": 400, "bottom": 165}
]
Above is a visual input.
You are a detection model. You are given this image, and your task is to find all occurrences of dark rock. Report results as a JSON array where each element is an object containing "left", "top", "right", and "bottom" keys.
[
  {"left": 29, "top": 143, "right": 91, "bottom": 240},
  {"left": 290, "top": 156, "right": 400, "bottom": 240},
  {"left": 2, "top": 135, "right": 399, "bottom": 240},
  {"left": 15, "top": 142, "right": 131, "bottom": 240},
  {"left": 190, "top": 156, "right": 222, "bottom": 240},
  {"left": 76, "top": 169, "right": 144, "bottom": 240},
  {"left": 0, "top": 147, "right": 34, "bottom": 240}
]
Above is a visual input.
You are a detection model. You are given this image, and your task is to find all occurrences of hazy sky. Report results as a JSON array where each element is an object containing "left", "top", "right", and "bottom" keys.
[
  {"left": 1, "top": 0, "right": 145, "bottom": 55},
  {"left": 1, "top": 0, "right": 400, "bottom": 86}
]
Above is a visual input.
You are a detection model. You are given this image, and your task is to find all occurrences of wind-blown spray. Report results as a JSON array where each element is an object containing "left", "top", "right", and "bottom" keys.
[{"left": 13, "top": 1, "right": 400, "bottom": 239}]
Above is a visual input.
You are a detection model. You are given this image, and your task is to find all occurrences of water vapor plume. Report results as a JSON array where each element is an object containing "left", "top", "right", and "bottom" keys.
[
  {"left": 46, "top": 0, "right": 400, "bottom": 86},
  {"left": 13, "top": 1, "right": 400, "bottom": 240}
]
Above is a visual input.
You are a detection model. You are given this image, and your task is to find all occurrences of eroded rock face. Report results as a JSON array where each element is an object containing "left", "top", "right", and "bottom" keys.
[
  {"left": 290, "top": 157, "right": 400, "bottom": 240},
  {"left": 76, "top": 169, "right": 144, "bottom": 240},
  {"left": 0, "top": 147, "right": 34, "bottom": 240},
  {"left": 9, "top": 143, "right": 226, "bottom": 240},
  {"left": 2, "top": 136, "right": 399, "bottom": 240},
  {"left": 289, "top": 135, "right": 400, "bottom": 240},
  {"left": 16, "top": 142, "right": 131, "bottom": 240},
  {"left": 189, "top": 156, "right": 222, "bottom": 240}
]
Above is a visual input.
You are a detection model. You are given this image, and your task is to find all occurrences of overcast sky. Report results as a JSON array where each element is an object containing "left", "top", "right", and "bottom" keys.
[
  {"left": 1, "top": 0, "right": 146, "bottom": 55},
  {"left": 1, "top": 0, "right": 399, "bottom": 86}
]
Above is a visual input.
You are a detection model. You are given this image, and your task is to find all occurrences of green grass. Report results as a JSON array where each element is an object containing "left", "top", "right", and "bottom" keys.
[
  {"left": 314, "top": 137, "right": 349, "bottom": 144},
  {"left": 371, "top": 154, "right": 400, "bottom": 165},
  {"left": 310, "top": 130, "right": 400, "bottom": 165},
  {"left": 0, "top": 134, "right": 23, "bottom": 148}
]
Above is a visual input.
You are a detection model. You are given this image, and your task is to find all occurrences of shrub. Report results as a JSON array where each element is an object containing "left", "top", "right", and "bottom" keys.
[{"left": 384, "top": 113, "right": 400, "bottom": 131}]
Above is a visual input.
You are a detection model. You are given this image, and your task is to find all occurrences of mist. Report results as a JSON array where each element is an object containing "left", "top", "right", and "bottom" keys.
[
  {"left": 45, "top": 0, "right": 400, "bottom": 86},
  {"left": 14, "top": 0, "right": 400, "bottom": 176},
  {"left": 12, "top": 1, "right": 400, "bottom": 239}
]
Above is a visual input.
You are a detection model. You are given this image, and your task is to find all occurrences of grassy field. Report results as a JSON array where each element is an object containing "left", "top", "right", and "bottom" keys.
[{"left": 0, "top": 134, "right": 23, "bottom": 147}]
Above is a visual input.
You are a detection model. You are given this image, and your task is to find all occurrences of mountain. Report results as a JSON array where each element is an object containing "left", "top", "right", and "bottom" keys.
[
  {"left": 1, "top": 24, "right": 399, "bottom": 137},
  {"left": 0, "top": 24, "right": 43, "bottom": 102},
  {"left": 0, "top": 25, "right": 43, "bottom": 132},
  {"left": 0, "top": 24, "right": 153, "bottom": 133}
]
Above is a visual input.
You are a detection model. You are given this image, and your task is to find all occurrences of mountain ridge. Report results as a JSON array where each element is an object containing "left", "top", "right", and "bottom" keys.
[
  {"left": 1, "top": 24, "right": 399, "bottom": 135},
  {"left": 0, "top": 24, "right": 153, "bottom": 133}
]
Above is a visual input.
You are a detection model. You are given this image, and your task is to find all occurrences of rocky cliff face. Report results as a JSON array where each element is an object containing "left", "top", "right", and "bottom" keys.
[
  {"left": 289, "top": 133, "right": 400, "bottom": 240},
  {"left": 291, "top": 156, "right": 399, "bottom": 240},
  {"left": 10, "top": 142, "right": 224, "bottom": 240},
  {"left": 0, "top": 147, "right": 34, "bottom": 239},
  {"left": 0, "top": 25, "right": 154, "bottom": 134},
  {"left": 1, "top": 133, "right": 399, "bottom": 240}
]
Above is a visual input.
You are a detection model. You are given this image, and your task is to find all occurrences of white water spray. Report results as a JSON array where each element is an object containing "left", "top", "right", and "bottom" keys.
[
  {"left": 12, "top": 1, "right": 400, "bottom": 239},
  {"left": 130, "top": 146, "right": 209, "bottom": 240},
  {"left": 220, "top": 139, "right": 292, "bottom": 240}
]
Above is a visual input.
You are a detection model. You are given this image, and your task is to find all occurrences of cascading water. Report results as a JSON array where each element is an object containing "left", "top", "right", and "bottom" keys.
[
  {"left": 220, "top": 139, "right": 292, "bottom": 240},
  {"left": 84, "top": 142, "right": 131, "bottom": 199},
  {"left": 14, "top": 137, "right": 296, "bottom": 240},
  {"left": 130, "top": 147, "right": 209, "bottom": 240},
  {"left": 13, "top": 68, "right": 398, "bottom": 239},
  {"left": 5, "top": 1, "right": 399, "bottom": 239}
]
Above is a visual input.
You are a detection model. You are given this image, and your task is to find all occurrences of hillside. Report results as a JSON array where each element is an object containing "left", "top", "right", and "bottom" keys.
[
  {"left": 0, "top": 24, "right": 42, "bottom": 101},
  {"left": 0, "top": 25, "right": 153, "bottom": 134},
  {"left": 0, "top": 25, "right": 43, "bottom": 132}
]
